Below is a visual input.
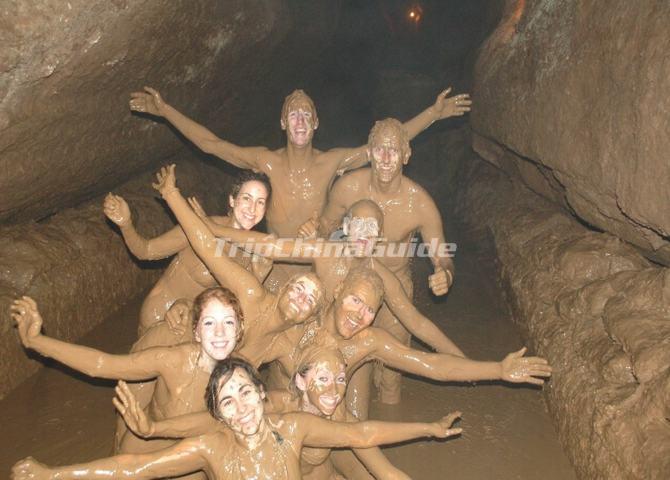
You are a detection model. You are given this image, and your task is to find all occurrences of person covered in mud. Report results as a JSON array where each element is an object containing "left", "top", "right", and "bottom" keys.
[
  {"left": 189, "top": 197, "right": 464, "bottom": 364},
  {"left": 103, "top": 169, "right": 272, "bottom": 336},
  {"left": 129, "top": 87, "right": 471, "bottom": 238},
  {"left": 115, "top": 347, "right": 416, "bottom": 480},
  {"left": 311, "top": 117, "right": 457, "bottom": 406},
  {"left": 9, "top": 288, "right": 242, "bottom": 467},
  {"left": 129, "top": 86, "right": 471, "bottom": 291},
  {"left": 270, "top": 266, "right": 552, "bottom": 400},
  {"left": 12, "top": 357, "right": 463, "bottom": 480},
  {"left": 152, "top": 164, "right": 325, "bottom": 364}
]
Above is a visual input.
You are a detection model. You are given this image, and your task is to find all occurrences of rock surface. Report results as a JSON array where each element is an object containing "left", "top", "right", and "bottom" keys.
[
  {"left": 0, "top": 158, "right": 231, "bottom": 399},
  {"left": 456, "top": 158, "right": 670, "bottom": 479},
  {"left": 471, "top": 0, "right": 670, "bottom": 264},
  {"left": 0, "top": 0, "right": 338, "bottom": 397},
  {"left": 0, "top": 0, "right": 339, "bottom": 223}
]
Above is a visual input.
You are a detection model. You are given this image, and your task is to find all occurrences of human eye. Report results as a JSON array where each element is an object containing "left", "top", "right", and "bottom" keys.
[
  {"left": 336, "top": 375, "right": 346, "bottom": 383},
  {"left": 318, "top": 376, "right": 328, "bottom": 383},
  {"left": 367, "top": 306, "right": 375, "bottom": 315},
  {"left": 351, "top": 296, "right": 361, "bottom": 304}
]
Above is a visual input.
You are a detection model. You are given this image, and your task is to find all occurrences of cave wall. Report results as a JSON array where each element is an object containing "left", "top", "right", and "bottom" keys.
[
  {"left": 1, "top": 0, "right": 340, "bottom": 223},
  {"left": 456, "top": 158, "right": 670, "bottom": 479},
  {"left": 0, "top": 0, "right": 340, "bottom": 398},
  {"left": 471, "top": 0, "right": 670, "bottom": 264}
]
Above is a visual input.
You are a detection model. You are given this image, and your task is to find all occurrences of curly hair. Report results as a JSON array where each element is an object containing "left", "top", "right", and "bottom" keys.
[{"left": 192, "top": 287, "right": 244, "bottom": 343}]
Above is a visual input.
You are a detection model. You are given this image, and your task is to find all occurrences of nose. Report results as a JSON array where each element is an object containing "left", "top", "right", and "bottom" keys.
[
  {"left": 296, "top": 113, "right": 306, "bottom": 126},
  {"left": 248, "top": 202, "right": 256, "bottom": 214},
  {"left": 215, "top": 322, "right": 226, "bottom": 336}
]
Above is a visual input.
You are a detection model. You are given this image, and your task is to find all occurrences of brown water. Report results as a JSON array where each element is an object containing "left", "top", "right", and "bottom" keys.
[{"left": 0, "top": 223, "right": 577, "bottom": 479}]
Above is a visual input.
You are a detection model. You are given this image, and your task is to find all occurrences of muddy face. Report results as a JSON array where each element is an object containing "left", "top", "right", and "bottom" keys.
[
  {"left": 371, "top": 133, "right": 406, "bottom": 183},
  {"left": 194, "top": 299, "right": 239, "bottom": 361},
  {"left": 278, "top": 276, "right": 322, "bottom": 324},
  {"left": 216, "top": 368, "right": 265, "bottom": 436},
  {"left": 345, "top": 216, "right": 380, "bottom": 257},
  {"left": 281, "top": 96, "right": 318, "bottom": 148},
  {"left": 229, "top": 180, "right": 268, "bottom": 230},
  {"left": 335, "top": 278, "right": 382, "bottom": 339},
  {"left": 299, "top": 353, "right": 346, "bottom": 417}
]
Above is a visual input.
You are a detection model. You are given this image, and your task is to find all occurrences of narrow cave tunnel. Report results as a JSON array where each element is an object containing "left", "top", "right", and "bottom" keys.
[{"left": 1, "top": 1, "right": 668, "bottom": 479}]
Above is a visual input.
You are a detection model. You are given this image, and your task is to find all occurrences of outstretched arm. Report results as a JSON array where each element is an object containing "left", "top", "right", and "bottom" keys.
[
  {"left": 296, "top": 411, "right": 462, "bottom": 449},
  {"left": 373, "top": 260, "right": 464, "bottom": 356},
  {"left": 154, "top": 165, "right": 266, "bottom": 304},
  {"left": 366, "top": 328, "right": 552, "bottom": 384},
  {"left": 115, "top": 381, "right": 217, "bottom": 439},
  {"left": 104, "top": 193, "right": 188, "bottom": 260},
  {"left": 328, "top": 88, "right": 472, "bottom": 173},
  {"left": 130, "top": 87, "right": 266, "bottom": 170},
  {"left": 11, "top": 297, "right": 169, "bottom": 381},
  {"left": 402, "top": 87, "right": 472, "bottom": 140},
  {"left": 12, "top": 438, "right": 209, "bottom": 480}
]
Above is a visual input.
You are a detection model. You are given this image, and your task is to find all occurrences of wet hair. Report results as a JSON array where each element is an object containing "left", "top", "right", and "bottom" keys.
[
  {"left": 281, "top": 89, "right": 318, "bottom": 125},
  {"left": 367, "top": 118, "right": 411, "bottom": 158},
  {"left": 277, "top": 271, "right": 326, "bottom": 318},
  {"left": 229, "top": 170, "right": 272, "bottom": 204},
  {"left": 192, "top": 287, "right": 244, "bottom": 342},
  {"left": 345, "top": 199, "right": 384, "bottom": 228},
  {"left": 205, "top": 357, "right": 265, "bottom": 421},
  {"left": 341, "top": 266, "right": 384, "bottom": 304},
  {"left": 289, "top": 346, "right": 345, "bottom": 397}
]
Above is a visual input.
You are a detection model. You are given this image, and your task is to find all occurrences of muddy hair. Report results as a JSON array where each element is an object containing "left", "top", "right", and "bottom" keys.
[
  {"left": 205, "top": 357, "right": 265, "bottom": 421},
  {"left": 367, "top": 118, "right": 411, "bottom": 158},
  {"left": 192, "top": 287, "right": 244, "bottom": 342},
  {"left": 288, "top": 346, "right": 345, "bottom": 398},
  {"left": 341, "top": 266, "right": 384, "bottom": 303},
  {"left": 276, "top": 271, "right": 326, "bottom": 318},
  {"left": 281, "top": 89, "right": 318, "bottom": 125},
  {"left": 229, "top": 170, "right": 272, "bottom": 204}
]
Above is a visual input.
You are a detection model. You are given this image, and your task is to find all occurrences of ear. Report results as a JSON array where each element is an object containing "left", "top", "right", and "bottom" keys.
[
  {"left": 229, "top": 194, "right": 235, "bottom": 210},
  {"left": 280, "top": 118, "right": 287, "bottom": 130},
  {"left": 260, "top": 385, "right": 267, "bottom": 400},
  {"left": 294, "top": 373, "right": 307, "bottom": 393},
  {"left": 313, "top": 117, "right": 319, "bottom": 131},
  {"left": 194, "top": 324, "right": 201, "bottom": 343},
  {"left": 403, "top": 147, "right": 412, "bottom": 165}
]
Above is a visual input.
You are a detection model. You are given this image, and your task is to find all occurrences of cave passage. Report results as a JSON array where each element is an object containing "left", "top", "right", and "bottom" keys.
[
  {"left": 3, "top": 0, "right": 667, "bottom": 478},
  {"left": 0, "top": 220, "right": 577, "bottom": 479}
]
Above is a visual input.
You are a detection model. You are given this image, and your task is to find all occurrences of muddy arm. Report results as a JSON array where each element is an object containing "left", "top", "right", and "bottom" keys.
[
  {"left": 295, "top": 411, "right": 462, "bottom": 449},
  {"left": 367, "top": 328, "right": 551, "bottom": 385},
  {"left": 130, "top": 87, "right": 266, "bottom": 170},
  {"left": 12, "top": 438, "right": 208, "bottom": 479},
  {"left": 373, "top": 261, "right": 464, "bottom": 356}
]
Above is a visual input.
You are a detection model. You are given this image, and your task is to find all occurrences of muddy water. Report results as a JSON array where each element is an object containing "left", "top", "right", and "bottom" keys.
[{"left": 0, "top": 223, "right": 577, "bottom": 479}]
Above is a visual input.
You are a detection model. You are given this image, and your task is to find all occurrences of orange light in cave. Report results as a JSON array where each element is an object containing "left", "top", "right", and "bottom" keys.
[{"left": 407, "top": 4, "right": 423, "bottom": 25}]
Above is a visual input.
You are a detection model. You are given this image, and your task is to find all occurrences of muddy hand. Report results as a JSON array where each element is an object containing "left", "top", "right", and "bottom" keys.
[
  {"left": 430, "top": 411, "right": 463, "bottom": 438},
  {"left": 129, "top": 86, "right": 166, "bottom": 117},
  {"left": 165, "top": 299, "right": 192, "bottom": 337},
  {"left": 103, "top": 193, "right": 131, "bottom": 227},
  {"left": 152, "top": 164, "right": 177, "bottom": 195},
  {"left": 500, "top": 347, "right": 552, "bottom": 385},
  {"left": 432, "top": 87, "right": 472, "bottom": 119},
  {"left": 11, "top": 457, "right": 52, "bottom": 480},
  {"left": 298, "top": 211, "right": 320, "bottom": 238},
  {"left": 10, "top": 296, "right": 43, "bottom": 348},
  {"left": 428, "top": 266, "right": 453, "bottom": 296},
  {"left": 113, "top": 380, "right": 155, "bottom": 438}
]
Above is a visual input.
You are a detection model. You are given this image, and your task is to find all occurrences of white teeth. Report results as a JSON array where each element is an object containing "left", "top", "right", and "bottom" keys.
[
  {"left": 239, "top": 412, "right": 254, "bottom": 424},
  {"left": 212, "top": 341, "right": 228, "bottom": 348}
]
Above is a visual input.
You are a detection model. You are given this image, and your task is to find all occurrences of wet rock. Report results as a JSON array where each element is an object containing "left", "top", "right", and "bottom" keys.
[
  {"left": 0, "top": 0, "right": 338, "bottom": 223},
  {"left": 471, "top": 0, "right": 670, "bottom": 265},
  {"left": 457, "top": 158, "right": 670, "bottom": 479},
  {"left": 0, "top": 158, "right": 231, "bottom": 399}
]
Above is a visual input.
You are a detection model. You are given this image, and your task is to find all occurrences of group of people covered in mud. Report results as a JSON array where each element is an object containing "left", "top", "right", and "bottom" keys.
[{"left": 10, "top": 84, "right": 552, "bottom": 479}]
